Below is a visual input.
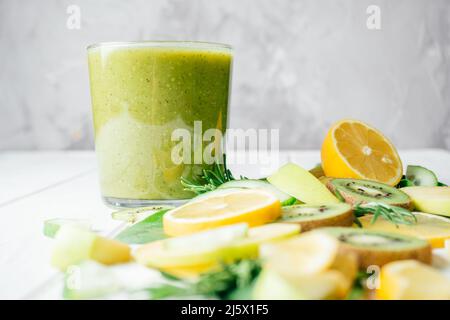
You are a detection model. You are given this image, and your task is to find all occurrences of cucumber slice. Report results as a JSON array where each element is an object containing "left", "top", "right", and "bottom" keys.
[
  {"left": 406, "top": 165, "right": 438, "bottom": 187},
  {"left": 218, "top": 179, "right": 296, "bottom": 204},
  {"left": 43, "top": 218, "right": 91, "bottom": 238}
]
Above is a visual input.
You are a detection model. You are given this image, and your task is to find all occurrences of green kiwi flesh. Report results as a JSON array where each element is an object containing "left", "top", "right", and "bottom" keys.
[
  {"left": 280, "top": 203, "right": 353, "bottom": 231},
  {"left": 326, "top": 178, "right": 411, "bottom": 209},
  {"left": 318, "top": 227, "right": 431, "bottom": 268}
]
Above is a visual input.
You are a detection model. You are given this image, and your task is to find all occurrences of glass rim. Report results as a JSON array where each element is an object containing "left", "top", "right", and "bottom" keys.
[{"left": 87, "top": 41, "right": 232, "bottom": 51}]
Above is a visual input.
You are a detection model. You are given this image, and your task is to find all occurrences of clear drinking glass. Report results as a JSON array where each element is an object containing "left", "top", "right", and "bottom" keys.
[{"left": 87, "top": 41, "right": 233, "bottom": 208}]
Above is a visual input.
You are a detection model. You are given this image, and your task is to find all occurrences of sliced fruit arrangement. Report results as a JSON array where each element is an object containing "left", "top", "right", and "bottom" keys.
[
  {"left": 321, "top": 119, "right": 403, "bottom": 186},
  {"left": 45, "top": 118, "right": 450, "bottom": 300},
  {"left": 255, "top": 232, "right": 358, "bottom": 299},
  {"left": 267, "top": 163, "right": 340, "bottom": 205},
  {"left": 134, "top": 223, "right": 300, "bottom": 276},
  {"left": 163, "top": 189, "right": 281, "bottom": 237},
  {"left": 217, "top": 179, "right": 296, "bottom": 206},
  {"left": 326, "top": 178, "right": 411, "bottom": 209},
  {"left": 279, "top": 203, "right": 354, "bottom": 231},
  {"left": 318, "top": 227, "right": 432, "bottom": 268},
  {"left": 359, "top": 211, "right": 450, "bottom": 248},
  {"left": 377, "top": 260, "right": 450, "bottom": 300},
  {"left": 401, "top": 186, "right": 450, "bottom": 217},
  {"left": 52, "top": 225, "right": 131, "bottom": 271}
]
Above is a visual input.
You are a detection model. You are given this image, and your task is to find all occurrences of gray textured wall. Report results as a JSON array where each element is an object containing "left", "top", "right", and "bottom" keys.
[{"left": 1, "top": 0, "right": 449, "bottom": 150}]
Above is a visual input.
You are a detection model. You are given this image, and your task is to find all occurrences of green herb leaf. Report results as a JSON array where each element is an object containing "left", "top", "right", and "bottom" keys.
[
  {"left": 181, "top": 154, "right": 238, "bottom": 194},
  {"left": 145, "top": 259, "right": 261, "bottom": 300},
  {"left": 115, "top": 209, "right": 170, "bottom": 244},
  {"left": 354, "top": 202, "right": 417, "bottom": 227}
]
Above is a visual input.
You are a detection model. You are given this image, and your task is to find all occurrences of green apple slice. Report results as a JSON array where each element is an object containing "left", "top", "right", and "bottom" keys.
[
  {"left": 52, "top": 225, "right": 131, "bottom": 271},
  {"left": 267, "top": 163, "right": 340, "bottom": 205},
  {"left": 44, "top": 218, "right": 92, "bottom": 238}
]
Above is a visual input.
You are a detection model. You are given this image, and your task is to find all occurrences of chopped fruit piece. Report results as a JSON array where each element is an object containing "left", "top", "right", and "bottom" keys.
[
  {"left": 253, "top": 268, "right": 349, "bottom": 300},
  {"left": 309, "top": 164, "right": 325, "bottom": 179},
  {"left": 163, "top": 189, "right": 281, "bottom": 236},
  {"left": 218, "top": 179, "right": 296, "bottom": 205},
  {"left": 319, "top": 227, "right": 432, "bottom": 268},
  {"left": 360, "top": 211, "right": 450, "bottom": 248},
  {"left": 267, "top": 163, "right": 340, "bottom": 205},
  {"left": 327, "top": 178, "right": 411, "bottom": 209},
  {"left": 401, "top": 186, "right": 450, "bottom": 217},
  {"left": 377, "top": 260, "right": 450, "bottom": 300},
  {"left": 405, "top": 165, "right": 438, "bottom": 187},
  {"left": 135, "top": 223, "right": 299, "bottom": 275},
  {"left": 258, "top": 232, "right": 357, "bottom": 299},
  {"left": 321, "top": 119, "right": 403, "bottom": 186},
  {"left": 280, "top": 203, "right": 353, "bottom": 231},
  {"left": 43, "top": 218, "right": 91, "bottom": 238},
  {"left": 51, "top": 226, "right": 131, "bottom": 271},
  {"left": 163, "top": 223, "right": 248, "bottom": 251}
]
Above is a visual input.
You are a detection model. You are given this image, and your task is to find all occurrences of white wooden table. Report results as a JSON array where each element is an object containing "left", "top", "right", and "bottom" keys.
[{"left": 1, "top": 149, "right": 449, "bottom": 299}]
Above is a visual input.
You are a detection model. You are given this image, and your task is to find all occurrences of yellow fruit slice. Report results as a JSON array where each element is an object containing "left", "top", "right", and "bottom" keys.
[
  {"left": 252, "top": 267, "right": 349, "bottom": 300},
  {"left": 321, "top": 119, "right": 403, "bottom": 186},
  {"left": 163, "top": 189, "right": 281, "bottom": 236},
  {"left": 135, "top": 223, "right": 299, "bottom": 275},
  {"left": 377, "top": 260, "right": 450, "bottom": 300},
  {"left": 259, "top": 232, "right": 357, "bottom": 298},
  {"left": 401, "top": 186, "right": 450, "bottom": 217},
  {"left": 360, "top": 211, "right": 450, "bottom": 248},
  {"left": 260, "top": 232, "right": 340, "bottom": 275}
]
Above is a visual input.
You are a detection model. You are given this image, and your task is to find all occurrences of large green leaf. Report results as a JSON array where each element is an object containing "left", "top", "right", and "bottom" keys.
[{"left": 115, "top": 209, "right": 169, "bottom": 244}]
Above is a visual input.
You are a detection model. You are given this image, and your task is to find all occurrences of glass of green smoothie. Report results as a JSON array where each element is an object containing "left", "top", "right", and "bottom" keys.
[{"left": 87, "top": 41, "right": 232, "bottom": 208}]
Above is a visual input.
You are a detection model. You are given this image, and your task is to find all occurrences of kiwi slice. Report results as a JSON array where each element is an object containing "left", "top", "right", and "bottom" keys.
[
  {"left": 280, "top": 203, "right": 354, "bottom": 231},
  {"left": 326, "top": 178, "right": 411, "bottom": 209},
  {"left": 319, "top": 227, "right": 431, "bottom": 268}
]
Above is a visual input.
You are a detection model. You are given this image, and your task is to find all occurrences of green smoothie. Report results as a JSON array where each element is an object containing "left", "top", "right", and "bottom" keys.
[{"left": 87, "top": 42, "right": 232, "bottom": 205}]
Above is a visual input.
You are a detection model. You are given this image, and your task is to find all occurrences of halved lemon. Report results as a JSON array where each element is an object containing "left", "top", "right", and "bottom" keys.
[
  {"left": 360, "top": 211, "right": 450, "bottom": 248},
  {"left": 163, "top": 189, "right": 281, "bottom": 236},
  {"left": 321, "top": 119, "right": 403, "bottom": 186},
  {"left": 377, "top": 260, "right": 450, "bottom": 300}
]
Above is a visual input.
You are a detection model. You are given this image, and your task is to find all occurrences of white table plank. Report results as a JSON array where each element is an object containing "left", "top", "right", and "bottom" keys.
[
  {"left": 0, "top": 149, "right": 449, "bottom": 299},
  {"left": 0, "top": 170, "right": 120, "bottom": 299},
  {"left": 0, "top": 151, "right": 96, "bottom": 206}
]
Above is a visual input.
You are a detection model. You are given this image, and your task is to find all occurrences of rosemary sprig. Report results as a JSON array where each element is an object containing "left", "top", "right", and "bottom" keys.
[
  {"left": 354, "top": 202, "right": 417, "bottom": 227},
  {"left": 181, "top": 154, "right": 237, "bottom": 194}
]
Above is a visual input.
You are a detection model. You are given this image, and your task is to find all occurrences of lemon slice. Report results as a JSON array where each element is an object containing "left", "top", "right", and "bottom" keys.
[
  {"left": 134, "top": 223, "right": 299, "bottom": 275},
  {"left": 377, "top": 260, "right": 450, "bottom": 300},
  {"left": 321, "top": 119, "right": 403, "bottom": 186},
  {"left": 360, "top": 211, "right": 450, "bottom": 248},
  {"left": 163, "top": 189, "right": 281, "bottom": 236}
]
